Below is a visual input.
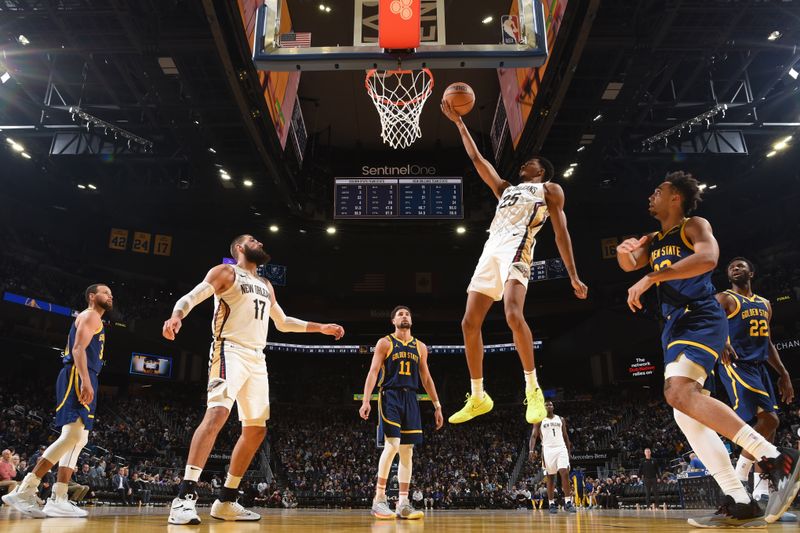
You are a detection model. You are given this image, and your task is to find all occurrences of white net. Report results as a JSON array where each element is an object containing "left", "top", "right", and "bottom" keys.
[{"left": 365, "top": 68, "right": 434, "bottom": 150}]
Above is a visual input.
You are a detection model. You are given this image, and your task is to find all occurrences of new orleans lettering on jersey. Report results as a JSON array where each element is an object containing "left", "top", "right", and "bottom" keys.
[
  {"left": 725, "top": 290, "right": 771, "bottom": 364},
  {"left": 210, "top": 265, "right": 272, "bottom": 352},
  {"left": 378, "top": 334, "right": 420, "bottom": 390},
  {"left": 648, "top": 219, "right": 715, "bottom": 317},
  {"left": 540, "top": 415, "right": 566, "bottom": 448},
  {"left": 63, "top": 320, "right": 105, "bottom": 375},
  {"left": 488, "top": 182, "right": 549, "bottom": 266}
]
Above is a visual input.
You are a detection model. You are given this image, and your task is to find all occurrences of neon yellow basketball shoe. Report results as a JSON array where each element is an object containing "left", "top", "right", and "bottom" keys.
[
  {"left": 448, "top": 392, "right": 494, "bottom": 424},
  {"left": 525, "top": 387, "right": 547, "bottom": 424}
]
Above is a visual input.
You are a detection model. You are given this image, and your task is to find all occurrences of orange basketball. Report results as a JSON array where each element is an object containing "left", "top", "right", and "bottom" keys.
[{"left": 443, "top": 82, "right": 475, "bottom": 116}]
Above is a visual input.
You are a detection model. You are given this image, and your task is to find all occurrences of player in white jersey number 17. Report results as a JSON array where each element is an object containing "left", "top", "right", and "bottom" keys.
[
  {"left": 441, "top": 100, "right": 588, "bottom": 426},
  {"left": 162, "top": 234, "right": 344, "bottom": 525}
]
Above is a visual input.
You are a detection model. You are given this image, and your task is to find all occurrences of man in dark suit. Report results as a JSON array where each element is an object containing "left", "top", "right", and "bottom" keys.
[
  {"left": 639, "top": 448, "right": 660, "bottom": 509},
  {"left": 112, "top": 467, "right": 132, "bottom": 505}
]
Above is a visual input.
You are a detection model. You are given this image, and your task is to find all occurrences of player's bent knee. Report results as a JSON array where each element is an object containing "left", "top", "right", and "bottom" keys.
[{"left": 504, "top": 309, "right": 525, "bottom": 330}]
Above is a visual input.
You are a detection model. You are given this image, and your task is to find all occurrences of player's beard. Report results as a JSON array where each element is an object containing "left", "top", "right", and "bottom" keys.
[
  {"left": 243, "top": 246, "right": 271, "bottom": 266},
  {"left": 99, "top": 299, "right": 113, "bottom": 312},
  {"left": 398, "top": 320, "right": 411, "bottom": 329}
]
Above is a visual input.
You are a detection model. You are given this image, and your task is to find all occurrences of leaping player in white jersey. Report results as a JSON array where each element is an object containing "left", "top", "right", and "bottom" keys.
[
  {"left": 441, "top": 101, "right": 588, "bottom": 425},
  {"left": 529, "top": 400, "right": 576, "bottom": 514},
  {"left": 162, "top": 234, "right": 344, "bottom": 525}
]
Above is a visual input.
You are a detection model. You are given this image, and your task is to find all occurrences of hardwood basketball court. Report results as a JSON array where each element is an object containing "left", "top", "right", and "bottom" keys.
[{"left": 2, "top": 507, "right": 798, "bottom": 532}]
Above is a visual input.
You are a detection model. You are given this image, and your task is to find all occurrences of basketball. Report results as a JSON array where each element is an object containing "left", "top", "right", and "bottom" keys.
[{"left": 443, "top": 82, "right": 475, "bottom": 115}]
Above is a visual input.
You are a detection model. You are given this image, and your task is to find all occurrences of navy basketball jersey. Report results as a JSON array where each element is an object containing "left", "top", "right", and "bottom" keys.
[
  {"left": 725, "top": 290, "right": 771, "bottom": 364},
  {"left": 63, "top": 319, "right": 105, "bottom": 374},
  {"left": 378, "top": 334, "right": 420, "bottom": 390},
  {"left": 649, "top": 219, "right": 716, "bottom": 317}
]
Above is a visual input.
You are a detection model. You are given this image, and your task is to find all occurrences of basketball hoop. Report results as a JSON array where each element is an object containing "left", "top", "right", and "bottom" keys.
[{"left": 365, "top": 68, "right": 434, "bottom": 149}]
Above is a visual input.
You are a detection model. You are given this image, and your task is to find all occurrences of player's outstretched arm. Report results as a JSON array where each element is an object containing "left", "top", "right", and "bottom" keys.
[
  {"left": 766, "top": 300, "right": 794, "bottom": 403},
  {"left": 163, "top": 264, "right": 233, "bottom": 340},
  {"left": 418, "top": 341, "right": 443, "bottom": 430},
  {"left": 544, "top": 183, "right": 587, "bottom": 299},
  {"left": 266, "top": 280, "right": 344, "bottom": 339},
  {"left": 359, "top": 337, "right": 390, "bottom": 420},
  {"left": 440, "top": 100, "right": 510, "bottom": 199}
]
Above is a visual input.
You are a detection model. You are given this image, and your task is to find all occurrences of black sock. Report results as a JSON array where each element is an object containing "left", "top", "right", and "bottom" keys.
[
  {"left": 219, "top": 486, "right": 239, "bottom": 503},
  {"left": 178, "top": 480, "right": 197, "bottom": 499}
]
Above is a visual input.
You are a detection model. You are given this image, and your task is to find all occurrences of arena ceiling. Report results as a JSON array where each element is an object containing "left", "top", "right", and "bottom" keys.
[{"left": 0, "top": 0, "right": 799, "bottom": 230}]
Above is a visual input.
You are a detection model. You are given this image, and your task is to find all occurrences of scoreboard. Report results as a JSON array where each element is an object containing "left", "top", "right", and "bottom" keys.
[{"left": 334, "top": 177, "right": 463, "bottom": 219}]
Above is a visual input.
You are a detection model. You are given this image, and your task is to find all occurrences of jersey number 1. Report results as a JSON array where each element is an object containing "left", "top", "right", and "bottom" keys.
[{"left": 253, "top": 300, "right": 266, "bottom": 320}]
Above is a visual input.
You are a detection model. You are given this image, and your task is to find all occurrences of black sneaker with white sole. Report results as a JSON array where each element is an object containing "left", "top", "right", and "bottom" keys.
[{"left": 687, "top": 495, "right": 766, "bottom": 528}]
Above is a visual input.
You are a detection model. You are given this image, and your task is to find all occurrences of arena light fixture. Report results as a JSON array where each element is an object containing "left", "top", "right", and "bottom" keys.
[
  {"left": 326, "top": 226, "right": 336, "bottom": 234},
  {"left": 482, "top": 16, "right": 493, "bottom": 24},
  {"left": 767, "top": 30, "right": 782, "bottom": 41},
  {"left": 1, "top": 71, "right": 10, "bottom": 84},
  {"left": 243, "top": 179, "right": 254, "bottom": 187},
  {"left": 77, "top": 184, "right": 87, "bottom": 189},
  {"left": 208, "top": 147, "right": 216, "bottom": 154},
  {"left": 87, "top": 183, "right": 97, "bottom": 190},
  {"left": 20, "top": 152, "right": 30, "bottom": 159},
  {"left": 10, "top": 142, "right": 24, "bottom": 152},
  {"left": 5, "top": 138, "right": 16, "bottom": 145},
  {"left": 269, "top": 225, "right": 279, "bottom": 233},
  {"left": 576, "top": 146, "right": 585, "bottom": 152},
  {"left": 456, "top": 226, "right": 466, "bottom": 234},
  {"left": 17, "top": 35, "right": 30, "bottom": 45},
  {"left": 766, "top": 150, "right": 777, "bottom": 158},
  {"left": 569, "top": 163, "right": 578, "bottom": 167},
  {"left": 790, "top": 68, "right": 799, "bottom": 80},
  {"left": 698, "top": 183, "right": 707, "bottom": 191},
  {"left": 593, "top": 114, "right": 603, "bottom": 122},
  {"left": 69, "top": 106, "right": 153, "bottom": 152},
  {"left": 772, "top": 138, "right": 791, "bottom": 151},
  {"left": 709, "top": 185, "right": 717, "bottom": 190}
]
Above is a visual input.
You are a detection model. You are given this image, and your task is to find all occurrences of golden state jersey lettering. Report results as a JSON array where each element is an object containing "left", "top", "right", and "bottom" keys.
[
  {"left": 725, "top": 290, "right": 771, "bottom": 363},
  {"left": 648, "top": 219, "right": 715, "bottom": 317},
  {"left": 63, "top": 321, "right": 105, "bottom": 374},
  {"left": 378, "top": 334, "right": 420, "bottom": 390}
]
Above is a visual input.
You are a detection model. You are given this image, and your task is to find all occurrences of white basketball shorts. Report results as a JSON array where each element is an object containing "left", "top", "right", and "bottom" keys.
[
  {"left": 467, "top": 234, "right": 532, "bottom": 301},
  {"left": 542, "top": 446, "right": 570, "bottom": 475},
  {"left": 207, "top": 340, "right": 270, "bottom": 426}
]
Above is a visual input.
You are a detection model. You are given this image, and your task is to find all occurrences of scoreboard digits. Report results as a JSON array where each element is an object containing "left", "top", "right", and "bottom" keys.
[{"left": 335, "top": 177, "right": 463, "bottom": 219}]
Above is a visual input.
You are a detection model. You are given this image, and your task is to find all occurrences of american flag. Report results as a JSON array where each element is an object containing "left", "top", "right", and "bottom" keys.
[
  {"left": 279, "top": 32, "right": 311, "bottom": 48},
  {"left": 353, "top": 273, "right": 385, "bottom": 292}
]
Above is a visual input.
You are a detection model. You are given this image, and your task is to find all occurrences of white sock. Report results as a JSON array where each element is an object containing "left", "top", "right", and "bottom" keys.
[
  {"left": 375, "top": 480, "right": 386, "bottom": 499},
  {"left": 19, "top": 472, "right": 41, "bottom": 492},
  {"left": 673, "top": 409, "right": 750, "bottom": 504},
  {"left": 753, "top": 475, "right": 770, "bottom": 500},
  {"left": 399, "top": 493, "right": 409, "bottom": 506},
  {"left": 184, "top": 465, "right": 202, "bottom": 482},
  {"left": 470, "top": 378, "right": 484, "bottom": 400},
  {"left": 549, "top": 499, "right": 555, "bottom": 505},
  {"left": 565, "top": 496, "right": 572, "bottom": 503},
  {"left": 53, "top": 481, "right": 68, "bottom": 502},
  {"left": 735, "top": 455, "right": 755, "bottom": 483},
  {"left": 224, "top": 473, "right": 242, "bottom": 489},
  {"left": 524, "top": 370, "right": 539, "bottom": 392},
  {"left": 732, "top": 425, "right": 780, "bottom": 460}
]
